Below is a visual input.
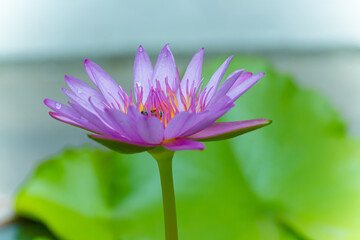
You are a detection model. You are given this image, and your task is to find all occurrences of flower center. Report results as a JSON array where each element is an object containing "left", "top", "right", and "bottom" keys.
[
  {"left": 141, "top": 109, "right": 163, "bottom": 118},
  {"left": 133, "top": 79, "right": 211, "bottom": 127},
  {"left": 135, "top": 81, "right": 179, "bottom": 126}
]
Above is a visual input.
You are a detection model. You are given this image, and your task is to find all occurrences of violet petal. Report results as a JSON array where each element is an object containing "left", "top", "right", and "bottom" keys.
[
  {"left": 180, "top": 48, "right": 204, "bottom": 95},
  {"left": 84, "top": 59, "right": 124, "bottom": 109},
  {"left": 182, "top": 96, "right": 235, "bottom": 137},
  {"left": 164, "top": 111, "right": 196, "bottom": 140},
  {"left": 64, "top": 75, "right": 104, "bottom": 102},
  {"left": 105, "top": 108, "right": 145, "bottom": 143},
  {"left": 134, "top": 45, "right": 153, "bottom": 102},
  {"left": 161, "top": 138, "right": 205, "bottom": 151},
  {"left": 207, "top": 69, "right": 244, "bottom": 105},
  {"left": 204, "top": 56, "right": 233, "bottom": 103},
  {"left": 186, "top": 118, "right": 271, "bottom": 141},
  {"left": 228, "top": 72, "right": 253, "bottom": 91},
  {"left": 44, "top": 98, "right": 81, "bottom": 118},
  {"left": 152, "top": 44, "right": 180, "bottom": 91},
  {"left": 137, "top": 115, "right": 164, "bottom": 144},
  {"left": 69, "top": 101, "right": 117, "bottom": 136},
  {"left": 49, "top": 112, "right": 102, "bottom": 134},
  {"left": 227, "top": 72, "right": 265, "bottom": 101}
]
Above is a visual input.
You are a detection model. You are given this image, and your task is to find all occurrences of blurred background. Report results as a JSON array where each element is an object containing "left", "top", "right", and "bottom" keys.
[{"left": 1, "top": 0, "right": 360, "bottom": 239}]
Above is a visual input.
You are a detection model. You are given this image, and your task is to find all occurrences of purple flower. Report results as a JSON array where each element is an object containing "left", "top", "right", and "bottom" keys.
[{"left": 44, "top": 44, "right": 270, "bottom": 153}]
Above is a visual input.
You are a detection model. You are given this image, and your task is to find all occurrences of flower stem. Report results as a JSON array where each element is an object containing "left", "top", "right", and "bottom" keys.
[{"left": 149, "top": 148, "right": 178, "bottom": 240}]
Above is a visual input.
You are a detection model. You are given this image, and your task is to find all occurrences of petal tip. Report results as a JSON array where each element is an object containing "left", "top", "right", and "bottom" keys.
[
  {"left": 44, "top": 98, "right": 56, "bottom": 108},
  {"left": 157, "top": 44, "right": 173, "bottom": 58},
  {"left": 196, "top": 48, "right": 205, "bottom": 57},
  {"left": 198, "top": 145, "right": 206, "bottom": 151},
  {"left": 224, "top": 55, "right": 234, "bottom": 65},
  {"left": 256, "top": 118, "right": 272, "bottom": 127},
  {"left": 64, "top": 75, "right": 71, "bottom": 83},
  {"left": 137, "top": 45, "right": 144, "bottom": 53},
  {"left": 84, "top": 59, "right": 96, "bottom": 67},
  {"left": 49, "top": 111, "right": 57, "bottom": 118},
  {"left": 161, "top": 43, "right": 171, "bottom": 53}
]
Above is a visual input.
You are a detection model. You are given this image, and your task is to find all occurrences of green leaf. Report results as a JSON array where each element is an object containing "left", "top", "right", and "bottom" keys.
[
  {"left": 15, "top": 57, "right": 360, "bottom": 239},
  {"left": 217, "top": 56, "right": 360, "bottom": 240},
  {"left": 88, "top": 134, "right": 154, "bottom": 154}
]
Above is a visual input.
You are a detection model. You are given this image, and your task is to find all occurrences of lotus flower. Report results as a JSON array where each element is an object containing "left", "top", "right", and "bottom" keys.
[
  {"left": 44, "top": 44, "right": 271, "bottom": 240},
  {"left": 44, "top": 44, "right": 270, "bottom": 153}
]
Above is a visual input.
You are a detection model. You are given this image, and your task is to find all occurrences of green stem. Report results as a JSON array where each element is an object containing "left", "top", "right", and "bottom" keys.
[{"left": 149, "top": 148, "right": 178, "bottom": 240}]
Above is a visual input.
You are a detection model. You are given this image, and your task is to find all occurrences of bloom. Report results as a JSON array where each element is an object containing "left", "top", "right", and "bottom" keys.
[{"left": 44, "top": 44, "right": 270, "bottom": 153}]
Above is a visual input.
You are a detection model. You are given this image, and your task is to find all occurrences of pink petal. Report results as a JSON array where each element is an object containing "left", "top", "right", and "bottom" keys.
[
  {"left": 104, "top": 108, "right": 144, "bottom": 143},
  {"left": 44, "top": 98, "right": 81, "bottom": 118},
  {"left": 152, "top": 44, "right": 180, "bottom": 91},
  {"left": 180, "top": 48, "right": 204, "bottom": 95},
  {"left": 49, "top": 112, "right": 80, "bottom": 126},
  {"left": 135, "top": 110, "right": 165, "bottom": 144},
  {"left": 161, "top": 138, "right": 205, "bottom": 151},
  {"left": 45, "top": 98, "right": 104, "bottom": 133},
  {"left": 64, "top": 76, "right": 108, "bottom": 114},
  {"left": 207, "top": 69, "right": 244, "bottom": 106},
  {"left": 84, "top": 59, "right": 124, "bottom": 109},
  {"left": 186, "top": 118, "right": 271, "bottom": 141},
  {"left": 62, "top": 88, "right": 97, "bottom": 116},
  {"left": 204, "top": 56, "right": 233, "bottom": 103},
  {"left": 64, "top": 75, "right": 104, "bottom": 102},
  {"left": 49, "top": 112, "right": 102, "bottom": 134},
  {"left": 104, "top": 106, "right": 163, "bottom": 145},
  {"left": 227, "top": 72, "right": 265, "bottom": 101},
  {"left": 88, "top": 97, "right": 127, "bottom": 137},
  {"left": 133, "top": 45, "right": 153, "bottom": 102},
  {"left": 229, "top": 72, "right": 253, "bottom": 91},
  {"left": 164, "top": 111, "right": 196, "bottom": 140},
  {"left": 68, "top": 101, "right": 117, "bottom": 136},
  {"left": 181, "top": 96, "right": 235, "bottom": 137}
]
